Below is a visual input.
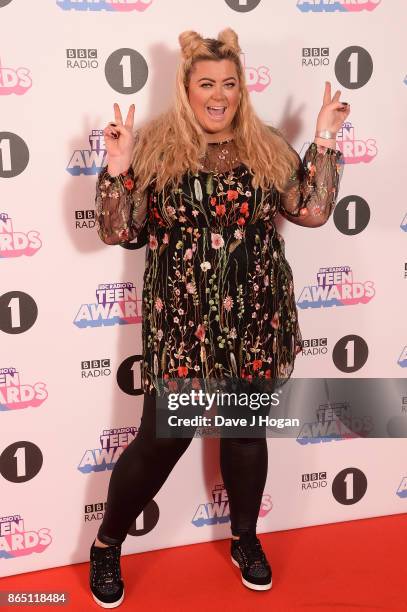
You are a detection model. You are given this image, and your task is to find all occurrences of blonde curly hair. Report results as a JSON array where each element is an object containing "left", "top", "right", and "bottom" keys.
[{"left": 132, "top": 28, "right": 298, "bottom": 193}]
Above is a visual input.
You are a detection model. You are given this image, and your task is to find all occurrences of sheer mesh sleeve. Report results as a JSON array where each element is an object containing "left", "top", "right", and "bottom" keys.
[
  {"left": 94, "top": 165, "right": 148, "bottom": 246},
  {"left": 279, "top": 142, "right": 343, "bottom": 228}
]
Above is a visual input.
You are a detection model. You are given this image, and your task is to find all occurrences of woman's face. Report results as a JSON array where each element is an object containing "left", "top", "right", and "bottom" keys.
[{"left": 187, "top": 59, "right": 240, "bottom": 140}]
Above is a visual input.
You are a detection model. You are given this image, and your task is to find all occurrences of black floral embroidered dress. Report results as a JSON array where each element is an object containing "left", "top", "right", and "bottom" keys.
[{"left": 95, "top": 136, "right": 342, "bottom": 395}]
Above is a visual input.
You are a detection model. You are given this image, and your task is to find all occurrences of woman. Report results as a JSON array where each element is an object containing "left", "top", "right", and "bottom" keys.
[{"left": 89, "top": 28, "right": 349, "bottom": 608}]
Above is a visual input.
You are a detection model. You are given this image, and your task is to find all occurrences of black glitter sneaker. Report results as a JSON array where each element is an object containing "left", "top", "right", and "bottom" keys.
[
  {"left": 231, "top": 532, "right": 272, "bottom": 591},
  {"left": 89, "top": 539, "right": 124, "bottom": 608}
]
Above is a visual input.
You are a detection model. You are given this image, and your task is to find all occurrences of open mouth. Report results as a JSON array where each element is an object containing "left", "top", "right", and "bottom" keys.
[{"left": 206, "top": 106, "right": 227, "bottom": 118}]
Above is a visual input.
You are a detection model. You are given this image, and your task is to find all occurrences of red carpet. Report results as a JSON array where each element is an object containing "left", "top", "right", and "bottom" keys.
[{"left": 1, "top": 513, "right": 406, "bottom": 611}]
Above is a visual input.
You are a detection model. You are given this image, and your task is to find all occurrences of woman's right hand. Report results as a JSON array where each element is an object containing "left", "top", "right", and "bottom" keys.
[{"left": 103, "top": 103, "right": 135, "bottom": 175}]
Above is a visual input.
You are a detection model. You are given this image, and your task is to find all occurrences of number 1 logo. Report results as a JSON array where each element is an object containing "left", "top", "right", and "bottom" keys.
[
  {"left": 0, "top": 133, "right": 29, "bottom": 178},
  {"left": 105, "top": 48, "right": 149, "bottom": 94},
  {"left": 0, "top": 442, "right": 43, "bottom": 483},
  {"left": 0, "top": 291, "right": 38, "bottom": 334}
]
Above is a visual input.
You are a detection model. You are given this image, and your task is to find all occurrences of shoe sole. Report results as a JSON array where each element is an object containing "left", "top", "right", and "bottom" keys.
[
  {"left": 91, "top": 589, "right": 125, "bottom": 608},
  {"left": 231, "top": 555, "right": 272, "bottom": 591}
]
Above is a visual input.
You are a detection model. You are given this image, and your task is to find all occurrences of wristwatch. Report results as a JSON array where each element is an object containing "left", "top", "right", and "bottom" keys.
[{"left": 316, "top": 129, "right": 336, "bottom": 140}]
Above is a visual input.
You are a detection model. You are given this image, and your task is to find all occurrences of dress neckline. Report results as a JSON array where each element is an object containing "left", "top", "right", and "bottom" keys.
[
  {"left": 206, "top": 136, "right": 234, "bottom": 146},
  {"left": 198, "top": 162, "right": 246, "bottom": 176}
]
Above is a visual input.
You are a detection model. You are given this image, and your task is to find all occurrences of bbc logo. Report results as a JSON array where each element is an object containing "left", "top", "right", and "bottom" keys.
[
  {"left": 302, "top": 338, "right": 327, "bottom": 347},
  {"left": 302, "top": 472, "right": 327, "bottom": 482},
  {"left": 81, "top": 359, "right": 110, "bottom": 369},
  {"left": 85, "top": 503, "right": 106, "bottom": 513},
  {"left": 75, "top": 210, "right": 95, "bottom": 220},
  {"left": 66, "top": 49, "right": 97, "bottom": 58},
  {"left": 302, "top": 48, "right": 329, "bottom": 57}
]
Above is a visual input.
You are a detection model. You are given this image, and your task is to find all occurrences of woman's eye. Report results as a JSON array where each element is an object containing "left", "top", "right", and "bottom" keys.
[{"left": 201, "top": 82, "right": 236, "bottom": 88}]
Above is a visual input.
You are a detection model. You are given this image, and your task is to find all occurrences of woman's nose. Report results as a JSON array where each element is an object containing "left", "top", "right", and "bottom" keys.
[{"left": 210, "top": 86, "right": 226, "bottom": 101}]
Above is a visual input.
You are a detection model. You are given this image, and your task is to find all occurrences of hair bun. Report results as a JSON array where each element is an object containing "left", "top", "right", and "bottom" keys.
[
  {"left": 178, "top": 30, "right": 205, "bottom": 60},
  {"left": 217, "top": 28, "right": 241, "bottom": 54}
]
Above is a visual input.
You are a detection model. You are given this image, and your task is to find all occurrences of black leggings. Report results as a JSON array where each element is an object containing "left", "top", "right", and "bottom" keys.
[{"left": 97, "top": 390, "right": 268, "bottom": 545}]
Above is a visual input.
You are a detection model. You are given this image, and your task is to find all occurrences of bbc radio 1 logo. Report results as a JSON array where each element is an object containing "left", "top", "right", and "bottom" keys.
[
  {"left": 297, "top": 0, "right": 381, "bottom": 13},
  {"left": 297, "top": 266, "right": 375, "bottom": 309},
  {"left": 84, "top": 499, "right": 159, "bottom": 535},
  {"left": 192, "top": 483, "right": 272, "bottom": 527},
  {"left": 302, "top": 45, "right": 373, "bottom": 89},
  {"left": 302, "top": 47, "right": 329, "bottom": 68},
  {"left": 0, "top": 367, "right": 48, "bottom": 412},
  {"left": 297, "top": 401, "right": 373, "bottom": 445},
  {"left": 0, "top": 515, "right": 52, "bottom": 559},
  {"left": 301, "top": 471, "right": 327, "bottom": 490},
  {"left": 65, "top": 47, "right": 150, "bottom": 95},
  {"left": 81, "top": 359, "right": 111, "bottom": 379},
  {"left": 66, "top": 49, "right": 98, "bottom": 70},
  {"left": 74, "top": 283, "right": 142, "bottom": 328},
  {"left": 57, "top": 0, "right": 153, "bottom": 11},
  {"left": 66, "top": 47, "right": 149, "bottom": 94},
  {"left": 78, "top": 427, "right": 138, "bottom": 473},
  {"left": 0, "top": 57, "right": 32, "bottom": 95},
  {"left": 301, "top": 337, "right": 328, "bottom": 357},
  {"left": 0, "top": 212, "right": 42, "bottom": 258}
]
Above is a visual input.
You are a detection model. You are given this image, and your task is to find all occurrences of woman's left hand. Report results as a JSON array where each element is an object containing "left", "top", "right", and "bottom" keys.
[{"left": 316, "top": 81, "right": 351, "bottom": 135}]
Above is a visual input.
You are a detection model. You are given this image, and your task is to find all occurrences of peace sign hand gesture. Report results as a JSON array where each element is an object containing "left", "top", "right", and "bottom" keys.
[
  {"left": 316, "top": 81, "right": 351, "bottom": 136},
  {"left": 103, "top": 102, "right": 136, "bottom": 175}
]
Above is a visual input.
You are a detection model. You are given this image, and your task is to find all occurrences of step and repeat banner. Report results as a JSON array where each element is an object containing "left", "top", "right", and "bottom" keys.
[{"left": 1, "top": 0, "right": 406, "bottom": 578}]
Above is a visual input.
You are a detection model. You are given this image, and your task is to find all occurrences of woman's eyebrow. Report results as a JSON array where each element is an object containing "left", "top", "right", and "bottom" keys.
[{"left": 197, "top": 76, "right": 237, "bottom": 82}]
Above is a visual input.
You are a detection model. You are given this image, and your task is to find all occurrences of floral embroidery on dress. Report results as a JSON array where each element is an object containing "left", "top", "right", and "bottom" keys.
[{"left": 95, "top": 139, "right": 343, "bottom": 394}]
